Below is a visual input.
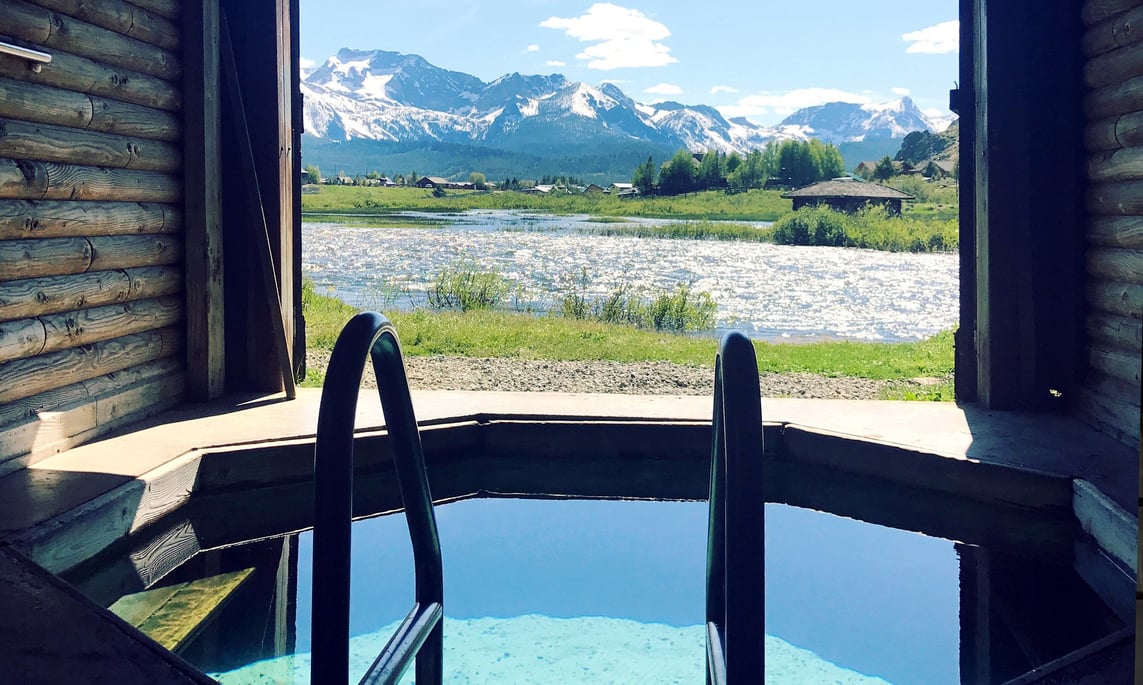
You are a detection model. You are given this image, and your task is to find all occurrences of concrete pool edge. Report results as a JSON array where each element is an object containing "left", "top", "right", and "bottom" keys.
[
  {"left": 2, "top": 390, "right": 1135, "bottom": 576},
  {"left": 0, "top": 390, "right": 1136, "bottom": 685}
]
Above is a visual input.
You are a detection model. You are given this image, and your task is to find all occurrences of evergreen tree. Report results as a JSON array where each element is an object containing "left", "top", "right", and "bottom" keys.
[
  {"left": 632, "top": 156, "right": 656, "bottom": 195},
  {"left": 873, "top": 156, "right": 896, "bottom": 181},
  {"left": 697, "top": 150, "right": 725, "bottom": 190},
  {"left": 658, "top": 148, "right": 699, "bottom": 195}
]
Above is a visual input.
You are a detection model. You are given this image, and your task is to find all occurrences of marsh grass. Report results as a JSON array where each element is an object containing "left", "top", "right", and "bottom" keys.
[
  {"left": 302, "top": 212, "right": 451, "bottom": 229},
  {"left": 426, "top": 262, "right": 512, "bottom": 312},
  {"left": 772, "top": 206, "right": 957, "bottom": 252},
  {"left": 302, "top": 185, "right": 791, "bottom": 221},
  {"left": 586, "top": 220, "right": 774, "bottom": 242}
]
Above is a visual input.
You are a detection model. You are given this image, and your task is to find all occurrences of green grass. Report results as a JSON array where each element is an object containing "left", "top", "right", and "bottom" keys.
[
  {"left": 586, "top": 220, "right": 774, "bottom": 242},
  {"left": 302, "top": 185, "right": 791, "bottom": 221},
  {"left": 772, "top": 206, "right": 958, "bottom": 252},
  {"left": 300, "top": 283, "right": 954, "bottom": 399}
]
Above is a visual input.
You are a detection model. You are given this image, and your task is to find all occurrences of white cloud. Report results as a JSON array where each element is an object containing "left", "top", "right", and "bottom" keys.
[
  {"left": 645, "top": 83, "right": 682, "bottom": 95},
  {"left": 710, "top": 85, "right": 739, "bottom": 95},
  {"left": 546, "top": 60, "right": 567, "bottom": 67},
  {"left": 527, "top": 44, "right": 540, "bottom": 52},
  {"left": 717, "top": 88, "right": 873, "bottom": 119},
  {"left": 540, "top": 3, "right": 677, "bottom": 70},
  {"left": 892, "top": 87, "right": 911, "bottom": 96},
  {"left": 903, "top": 20, "right": 959, "bottom": 54}
]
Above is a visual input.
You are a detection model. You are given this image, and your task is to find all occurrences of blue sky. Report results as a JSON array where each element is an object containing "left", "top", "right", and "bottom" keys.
[{"left": 299, "top": 1, "right": 958, "bottom": 125}]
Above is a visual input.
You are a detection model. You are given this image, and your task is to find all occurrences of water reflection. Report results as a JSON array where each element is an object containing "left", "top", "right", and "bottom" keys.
[{"left": 302, "top": 210, "right": 959, "bottom": 342}]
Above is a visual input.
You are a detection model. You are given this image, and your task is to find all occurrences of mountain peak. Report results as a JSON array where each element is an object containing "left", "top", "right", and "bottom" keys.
[{"left": 302, "top": 47, "right": 936, "bottom": 166}]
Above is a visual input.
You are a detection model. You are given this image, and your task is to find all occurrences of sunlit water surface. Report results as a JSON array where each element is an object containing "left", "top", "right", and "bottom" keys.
[{"left": 303, "top": 210, "right": 958, "bottom": 342}]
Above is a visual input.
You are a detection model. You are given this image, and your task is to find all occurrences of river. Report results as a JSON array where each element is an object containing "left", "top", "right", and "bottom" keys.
[{"left": 302, "top": 210, "right": 958, "bottom": 343}]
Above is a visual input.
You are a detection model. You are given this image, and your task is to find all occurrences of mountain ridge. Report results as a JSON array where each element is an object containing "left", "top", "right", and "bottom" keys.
[{"left": 301, "top": 48, "right": 953, "bottom": 178}]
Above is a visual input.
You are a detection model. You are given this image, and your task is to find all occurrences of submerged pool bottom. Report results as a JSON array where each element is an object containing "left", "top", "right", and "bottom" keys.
[
  {"left": 69, "top": 494, "right": 1128, "bottom": 685},
  {"left": 218, "top": 615, "right": 893, "bottom": 685}
]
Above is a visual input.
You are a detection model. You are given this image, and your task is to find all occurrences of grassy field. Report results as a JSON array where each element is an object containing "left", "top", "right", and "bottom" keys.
[
  {"left": 301, "top": 286, "right": 954, "bottom": 400},
  {"left": 302, "top": 184, "right": 958, "bottom": 253},
  {"left": 303, "top": 186, "right": 792, "bottom": 221}
]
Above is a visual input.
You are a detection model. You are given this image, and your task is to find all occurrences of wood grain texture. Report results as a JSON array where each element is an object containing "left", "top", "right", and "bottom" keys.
[
  {"left": 126, "top": 0, "right": 180, "bottom": 21},
  {"left": 1087, "top": 279, "right": 1143, "bottom": 317},
  {"left": 1086, "top": 246, "right": 1143, "bottom": 284},
  {"left": 0, "top": 366, "right": 184, "bottom": 472},
  {"left": 0, "top": 160, "right": 182, "bottom": 202},
  {"left": 0, "top": 118, "right": 181, "bottom": 171},
  {"left": 0, "top": 76, "right": 93, "bottom": 130},
  {"left": 36, "top": 296, "right": 182, "bottom": 357},
  {"left": 0, "top": 45, "right": 181, "bottom": 111},
  {"left": 183, "top": 0, "right": 224, "bottom": 400},
  {"left": 1084, "top": 116, "right": 1122, "bottom": 150},
  {"left": 0, "top": 235, "right": 179, "bottom": 280},
  {"left": 1084, "top": 5, "right": 1143, "bottom": 56},
  {"left": 1077, "top": 388, "right": 1140, "bottom": 449},
  {"left": 0, "top": 355, "right": 180, "bottom": 429},
  {"left": 1085, "top": 75, "right": 1143, "bottom": 119},
  {"left": 1087, "top": 179, "right": 1143, "bottom": 214},
  {"left": 0, "top": 316, "right": 45, "bottom": 361},
  {"left": 1084, "top": 40, "right": 1143, "bottom": 89},
  {"left": 0, "top": 325, "right": 181, "bottom": 404},
  {"left": 1083, "top": 0, "right": 1143, "bottom": 25},
  {"left": 0, "top": 265, "right": 180, "bottom": 322},
  {"left": 30, "top": 0, "right": 180, "bottom": 50},
  {"left": 88, "top": 96, "right": 181, "bottom": 141},
  {"left": 1087, "top": 312, "right": 1143, "bottom": 351},
  {"left": 1, "top": 0, "right": 181, "bottom": 81},
  {"left": 0, "top": 237, "right": 91, "bottom": 280},
  {"left": 1084, "top": 369, "right": 1141, "bottom": 407},
  {"left": 88, "top": 234, "right": 182, "bottom": 271},
  {"left": 0, "top": 200, "right": 175, "bottom": 240},
  {"left": 1087, "top": 215, "right": 1143, "bottom": 248},
  {"left": 1088, "top": 145, "right": 1143, "bottom": 181},
  {"left": 1089, "top": 343, "right": 1142, "bottom": 385}
]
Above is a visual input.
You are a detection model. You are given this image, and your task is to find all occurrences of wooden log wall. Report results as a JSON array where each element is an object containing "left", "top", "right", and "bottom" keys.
[
  {"left": 0, "top": 0, "right": 186, "bottom": 473},
  {"left": 1083, "top": 0, "right": 1143, "bottom": 448}
]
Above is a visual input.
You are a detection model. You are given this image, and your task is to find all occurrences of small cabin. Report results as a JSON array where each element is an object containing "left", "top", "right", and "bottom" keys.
[{"left": 780, "top": 178, "right": 914, "bottom": 215}]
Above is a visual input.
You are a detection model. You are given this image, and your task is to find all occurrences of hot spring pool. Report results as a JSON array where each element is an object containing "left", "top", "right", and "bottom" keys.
[{"left": 74, "top": 495, "right": 1126, "bottom": 684}]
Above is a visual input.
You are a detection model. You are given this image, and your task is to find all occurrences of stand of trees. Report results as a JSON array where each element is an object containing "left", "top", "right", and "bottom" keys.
[{"left": 632, "top": 139, "right": 845, "bottom": 196}]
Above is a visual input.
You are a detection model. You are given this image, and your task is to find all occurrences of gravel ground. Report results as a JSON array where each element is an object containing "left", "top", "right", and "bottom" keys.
[{"left": 305, "top": 350, "right": 919, "bottom": 400}]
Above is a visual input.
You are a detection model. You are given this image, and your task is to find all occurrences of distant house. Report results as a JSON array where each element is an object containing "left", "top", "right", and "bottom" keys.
[
  {"left": 361, "top": 178, "right": 382, "bottom": 187},
  {"left": 609, "top": 182, "right": 634, "bottom": 194},
  {"left": 415, "top": 176, "right": 449, "bottom": 189},
  {"left": 923, "top": 160, "right": 957, "bottom": 179},
  {"left": 780, "top": 178, "right": 914, "bottom": 215},
  {"left": 301, "top": 183, "right": 321, "bottom": 194},
  {"left": 335, "top": 174, "right": 354, "bottom": 186},
  {"left": 379, "top": 176, "right": 397, "bottom": 187},
  {"left": 583, "top": 184, "right": 605, "bottom": 195}
]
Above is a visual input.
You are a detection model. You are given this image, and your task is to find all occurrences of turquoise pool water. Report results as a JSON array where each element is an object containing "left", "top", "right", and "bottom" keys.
[{"left": 131, "top": 495, "right": 1119, "bottom": 684}]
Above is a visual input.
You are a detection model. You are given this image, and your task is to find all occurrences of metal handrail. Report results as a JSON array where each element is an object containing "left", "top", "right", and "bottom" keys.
[
  {"left": 0, "top": 40, "right": 51, "bottom": 65},
  {"left": 705, "top": 331, "right": 765, "bottom": 684},
  {"left": 311, "top": 312, "right": 444, "bottom": 685}
]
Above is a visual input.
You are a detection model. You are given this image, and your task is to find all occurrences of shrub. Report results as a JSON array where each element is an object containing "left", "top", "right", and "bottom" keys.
[
  {"left": 772, "top": 205, "right": 957, "bottom": 253},
  {"left": 426, "top": 262, "right": 510, "bottom": 312},
  {"left": 556, "top": 269, "right": 717, "bottom": 332}
]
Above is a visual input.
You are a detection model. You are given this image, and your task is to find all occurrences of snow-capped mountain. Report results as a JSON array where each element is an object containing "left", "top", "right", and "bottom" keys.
[
  {"left": 301, "top": 48, "right": 952, "bottom": 170},
  {"left": 302, "top": 48, "right": 791, "bottom": 154},
  {"left": 777, "top": 97, "right": 943, "bottom": 144}
]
